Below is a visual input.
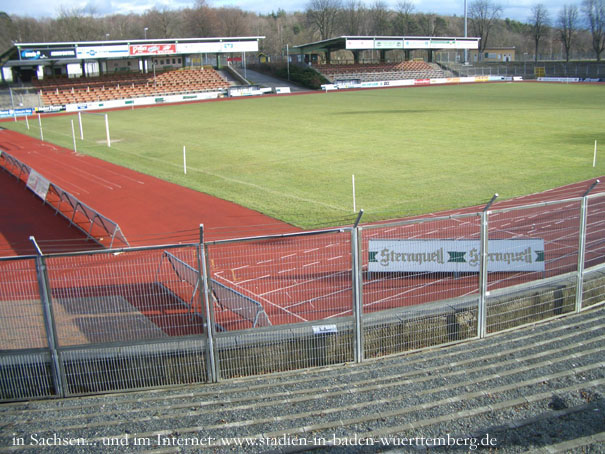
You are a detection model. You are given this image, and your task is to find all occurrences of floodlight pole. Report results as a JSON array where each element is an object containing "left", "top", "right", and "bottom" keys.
[
  {"left": 464, "top": 0, "right": 468, "bottom": 64},
  {"left": 286, "top": 44, "right": 290, "bottom": 81}
]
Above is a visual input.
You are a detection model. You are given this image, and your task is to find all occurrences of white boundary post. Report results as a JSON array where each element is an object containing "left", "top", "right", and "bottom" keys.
[
  {"left": 104, "top": 113, "right": 111, "bottom": 148},
  {"left": 183, "top": 145, "right": 187, "bottom": 175},
  {"left": 25, "top": 115, "right": 30, "bottom": 130},
  {"left": 78, "top": 112, "right": 83, "bottom": 140},
  {"left": 71, "top": 120, "right": 77, "bottom": 153},
  {"left": 352, "top": 174, "right": 356, "bottom": 212},
  {"left": 593, "top": 140, "right": 598, "bottom": 167},
  {"left": 38, "top": 114, "right": 43, "bottom": 141}
]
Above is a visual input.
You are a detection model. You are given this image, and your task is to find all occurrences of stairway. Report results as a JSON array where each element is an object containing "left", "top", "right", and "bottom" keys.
[{"left": 0, "top": 305, "right": 603, "bottom": 453}]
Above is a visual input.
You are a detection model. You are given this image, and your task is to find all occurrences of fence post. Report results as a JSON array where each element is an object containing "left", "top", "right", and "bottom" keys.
[
  {"left": 478, "top": 194, "right": 498, "bottom": 338},
  {"left": 576, "top": 180, "right": 600, "bottom": 312},
  {"left": 477, "top": 211, "right": 488, "bottom": 338},
  {"left": 198, "top": 225, "right": 219, "bottom": 382},
  {"left": 29, "top": 236, "right": 65, "bottom": 397},
  {"left": 351, "top": 226, "right": 364, "bottom": 363}
]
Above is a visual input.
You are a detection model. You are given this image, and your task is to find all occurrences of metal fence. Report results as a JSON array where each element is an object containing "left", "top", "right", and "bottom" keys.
[
  {"left": 1, "top": 190, "right": 605, "bottom": 401},
  {"left": 442, "top": 61, "right": 605, "bottom": 80}
]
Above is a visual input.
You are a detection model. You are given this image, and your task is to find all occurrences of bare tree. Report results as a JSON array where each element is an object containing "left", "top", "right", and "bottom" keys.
[
  {"left": 341, "top": 0, "right": 367, "bottom": 35},
  {"left": 182, "top": 0, "right": 218, "bottom": 38},
  {"left": 0, "top": 12, "right": 14, "bottom": 53},
  {"left": 392, "top": 1, "right": 417, "bottom": 35},
  {"left": 528, "top": 3, "right": 550, "bottom": 61},
  {"left": 558, "top": 4, "right": 579, "bottom": 62},
  {"left": 417, "top": 13, "right": 447, "bottom": 36},
  {"left": 143, "top": 7, "right": 180, "bottom": 39},
  {"left": 306, "top": 0, "right": 343, "bottom": 40},
  {"left": 368, "top": 0, "right": 391, "bottom": 35},
  {"left": 582, "top": 0, "right": 605, "bottom": 61},
  {"left": 468, "top": 0, "right": 503, "bottom": 57},
  {"left": 217, "top": 8, "right": 251, "bottom": 36},
  {"left": 54, "top": 6, "right": 103, "bottom": 41}
]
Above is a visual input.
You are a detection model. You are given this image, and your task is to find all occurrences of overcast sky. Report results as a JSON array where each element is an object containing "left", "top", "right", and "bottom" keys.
[{"left": 1, "top": 0, "right": 584, "bottom": 24}]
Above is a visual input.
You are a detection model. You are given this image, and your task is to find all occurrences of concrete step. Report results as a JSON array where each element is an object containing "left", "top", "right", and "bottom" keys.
[{"left": 0, "top": 305, "right": 602, "bottom": 453}]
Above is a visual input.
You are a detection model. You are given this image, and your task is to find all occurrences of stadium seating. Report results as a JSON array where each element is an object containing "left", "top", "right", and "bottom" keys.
[
  {"left": 33, "top": 68, "right": 231, "bottom": 106},
  {"left": 316, "top": 61, "right": 446, "bottom": 83}
]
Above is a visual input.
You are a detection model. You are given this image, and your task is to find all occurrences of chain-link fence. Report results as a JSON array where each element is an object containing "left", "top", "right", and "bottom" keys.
[
  {"left": 1, "top": 191, "right": 604, "bottom": 401},
  {"left": 442, "top": 61, "right": 605, "bottom": 80}
]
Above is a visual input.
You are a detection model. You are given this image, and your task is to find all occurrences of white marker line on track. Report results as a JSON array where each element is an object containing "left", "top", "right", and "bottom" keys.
[
  {"left": 234, "top": 274, "right": 270, "bottom": 285},
  {"left": 213, "top": 274, "right": 307, "bottom": 322},
  {"left": 303, "top": 261, "right": 320, "bottom": 268},
  {"left": 281, "top": 253, "right": 296, "bottom": 259}
]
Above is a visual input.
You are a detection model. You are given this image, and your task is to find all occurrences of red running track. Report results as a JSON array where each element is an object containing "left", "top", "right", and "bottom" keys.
[
  {"left": 2, "top": 127, "right": 604, "bottom": 331},
  {"left": 0, "top": 128, "right": 297, "bottom": 256}
]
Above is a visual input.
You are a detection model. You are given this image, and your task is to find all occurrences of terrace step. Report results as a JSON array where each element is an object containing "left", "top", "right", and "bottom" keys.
[{"left": 0, "top": 305, "right": 603, "bottom": 453}]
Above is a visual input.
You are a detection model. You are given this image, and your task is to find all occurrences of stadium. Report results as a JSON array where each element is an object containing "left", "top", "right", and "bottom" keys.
[{"left": 0, "top": 32, "right": 604, "bottom": 452}]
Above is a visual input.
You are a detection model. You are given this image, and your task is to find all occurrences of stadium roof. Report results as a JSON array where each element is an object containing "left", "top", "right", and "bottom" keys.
[{"left": 293, "top": 36, "right": 480, "bottom": 54}]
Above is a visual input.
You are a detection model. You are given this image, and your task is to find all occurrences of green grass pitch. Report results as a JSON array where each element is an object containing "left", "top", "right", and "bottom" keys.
[{"left": 5, "top": 82, "right": 605, "bottom": 229}]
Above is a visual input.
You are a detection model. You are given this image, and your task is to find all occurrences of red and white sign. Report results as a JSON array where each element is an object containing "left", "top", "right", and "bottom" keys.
[{"left": 129, "top": 44, "right": 176, "bottom": 56}]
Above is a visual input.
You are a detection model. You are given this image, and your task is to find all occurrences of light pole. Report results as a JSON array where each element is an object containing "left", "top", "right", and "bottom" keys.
[
  {"left": 144, "top": 27, "right": 148, "bottom": 39},
  {"left": 286, "top": 44, "right": 290, "bottom": 81},
  {"left": 464, "top": 0, "right": 468, "bottom": 65}
]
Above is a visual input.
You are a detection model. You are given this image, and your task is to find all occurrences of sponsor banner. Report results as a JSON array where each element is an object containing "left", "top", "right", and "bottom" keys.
[
  {"left": 129, "top": 44, "right": 176, "bottom": 56},
  {"left": 345, "top": 38, "right": 478, "bottom": 50},
  {"left": 415, "top": 79, "right": 430, "bottom": 85},
  {"left": 346, "top": 39, "right": 404, "bottom": 50},
  {"left": 368, "top": 239, "right": 545, "bottom": 273},
  {"left": 537, "top": 77, "right": 581, "bottom": 83},
  {"left": 26, "top": 169, "right": 51, "bottom": 200},
  {"left": 176, "top": 41, "right": 258, "bottom": 54},
  {"left": 403, "top": 39, "right": 478, "bottom": 50},
  {"left": 77, "top": 45, "right": 129, "bottom": 59},
  {"left": 63, "top": 91, "right": 222, "bottom": 113},
  {"left": 20, "top": 48, "right": 76, "bottom": 60},
  {"left": 0, "top": 108, "right": 35, "bottom": 118}
]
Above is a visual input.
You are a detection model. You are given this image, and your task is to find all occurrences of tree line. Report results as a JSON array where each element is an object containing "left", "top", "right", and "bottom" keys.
[{"left": 0, "top": 0, "right": 604, "bottom": 62}]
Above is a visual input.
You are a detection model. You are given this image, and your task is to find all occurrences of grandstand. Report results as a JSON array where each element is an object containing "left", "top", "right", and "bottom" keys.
[
  {"left": 33, "top": 68, "right": 230, "bottom": 106},
  {"left": 316, "top": 61, "right": 446, "bottom": 83},
  {"left": 0, "top": 37, "right": 262, "bottom": 109}
]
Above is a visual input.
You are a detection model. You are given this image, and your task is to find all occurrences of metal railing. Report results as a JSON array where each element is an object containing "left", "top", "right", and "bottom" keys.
[
  {"left": 1, "top": 188, "right": 604, "bottom": 401},
  {"left": 0, "top": 150, "right": 129, "bottom": 249}
]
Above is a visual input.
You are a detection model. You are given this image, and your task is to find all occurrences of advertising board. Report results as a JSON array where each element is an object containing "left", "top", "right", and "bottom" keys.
[{"left": 368, "top": 239, "right": 545, "bottom": 273}]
